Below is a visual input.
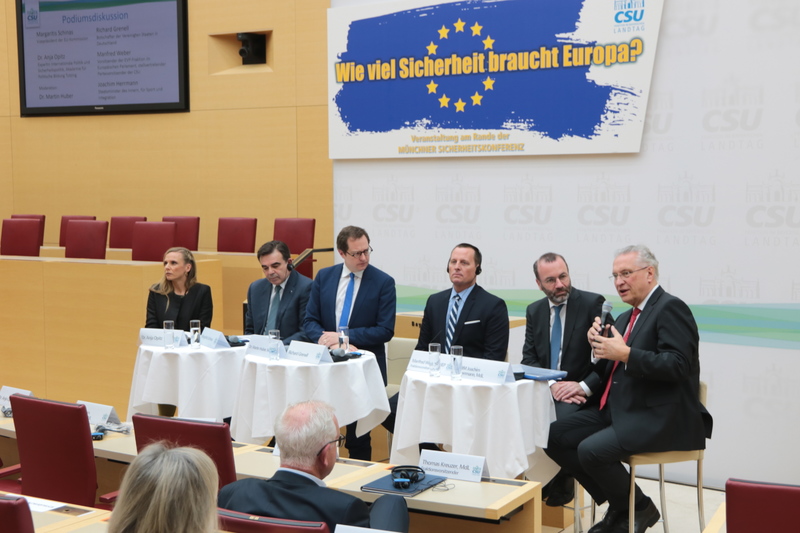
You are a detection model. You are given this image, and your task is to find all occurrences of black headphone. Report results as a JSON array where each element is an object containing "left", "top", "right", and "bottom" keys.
[{"left": 391, "top": 465, "right": 425, "bottom": 489}]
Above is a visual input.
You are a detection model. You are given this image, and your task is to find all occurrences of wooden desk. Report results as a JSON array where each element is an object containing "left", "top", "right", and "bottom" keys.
[
  {"left": 1, "top": 492, "right": 111, "bottom": 532},
  {"left": 334, "top": 468, "right": 542, "bottom": 533},
  {"left": 0, "top": 256, "right": 223, "bottom": 416},
  {"left": 233, "top": 445, "right": 385, "bottom": 483}
]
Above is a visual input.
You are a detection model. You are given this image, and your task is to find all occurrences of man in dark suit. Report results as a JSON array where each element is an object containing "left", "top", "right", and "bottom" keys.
[
  {"left": 244, "top": 240, "right": 312, "bottom": 344},
  {"left": 218, "top": 401, "right": 408, "bottom": 533},
  {"left": 416, "top": 243, "right": 509, "bottom": 360},
  {"left": 303, "top": 226, "right": 396, "bottom": 460},
  {"left": 545, "top": 245, "right": 713, "bottom": 533},
  {"left": 521, "top": 252, "right": 608, "bottom": 506}
]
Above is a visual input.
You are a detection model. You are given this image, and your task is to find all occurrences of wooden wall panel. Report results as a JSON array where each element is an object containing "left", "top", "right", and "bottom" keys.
[
  {"left": 296, "top": 0, "right": 329, "bottom": 107},
  {"left": 0, "top": 0, "right": 11, "bottom": 117}
]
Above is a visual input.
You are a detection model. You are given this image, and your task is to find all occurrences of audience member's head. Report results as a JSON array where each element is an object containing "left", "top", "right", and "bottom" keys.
[
  {"left": 274, "top": 400, "right": 342, "bottom": 479},
  {"left": 107, "top": 442, "right": 218, "bottom": 533}
]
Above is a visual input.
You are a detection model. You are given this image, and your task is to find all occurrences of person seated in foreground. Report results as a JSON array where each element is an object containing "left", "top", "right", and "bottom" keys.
[
  {"left": 108, "top": 442, "right": 219, "bottom": 533},
  {"left": 218, "top": 400, "right": 409, "bottom": 533}
]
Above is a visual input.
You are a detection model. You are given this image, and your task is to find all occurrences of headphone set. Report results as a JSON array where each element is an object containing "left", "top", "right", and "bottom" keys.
[{"left": 391, "top": 465, "right": 426, "bottom": 489}]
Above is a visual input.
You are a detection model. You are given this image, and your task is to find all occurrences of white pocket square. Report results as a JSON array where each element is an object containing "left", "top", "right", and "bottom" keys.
[{"left": 464, "top": 320, "right": 481, "bottom": 325}]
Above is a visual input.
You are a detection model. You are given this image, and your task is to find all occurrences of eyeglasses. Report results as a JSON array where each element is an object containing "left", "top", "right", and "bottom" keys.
[
  {"left": 344, "top": 246, "right": 373, "bottom": 258},
  {"left": 316, "top": 434, "right": 345, "bottom": 456},
  {"left": 609, "top": 266, "right": 648, "bottom": 281},
  {"left": 541, "top": 273, "right": 569, "bottom": 286}
]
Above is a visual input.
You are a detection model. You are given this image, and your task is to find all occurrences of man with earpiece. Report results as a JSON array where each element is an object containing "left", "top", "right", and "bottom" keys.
[
  {"left": 415, "top": 243, "right": 509, "bottom": 360},
  {"left": 244, "top": 240, "right": 312, "bottom": 344}
]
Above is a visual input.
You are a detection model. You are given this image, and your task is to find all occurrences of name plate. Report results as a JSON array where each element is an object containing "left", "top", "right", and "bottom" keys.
[
  {"left": 77, "top": 400, "right": 121, "bottom": 426},
  {"left": 407, "top": 350, "right": 440, "bottom": 373},
  {"left": 284, "top": 341, "right": 328, "bottom": 364},
  {"left": 420, "top": 449, "right": 488, "bottom": 482},
  {"left": 246, "top": 335, "right": 287, "bottom": 359},
  {"left": 460, "top": 358, "right": 514, "bottom": 384},
  {"left": 0, "top": 386, "right": 32, "bottom": 409},
  {"left": 139, "top": 327, "right": 187, "bottom": 348},
  {"left": 200, "top": 327, "right": 230, "bottom": 349}
]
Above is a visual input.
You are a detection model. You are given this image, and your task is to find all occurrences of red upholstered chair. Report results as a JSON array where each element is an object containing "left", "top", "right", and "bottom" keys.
[
  {"left": 218, "top": 217, "right": 257, "bottom": 253},
  {"left": 218, "top": 509, "right": 330, "bottom": 533},
  {"left": 10, "top": 214, "right": 45, "bottom": 247},
  {"left": 162, "top": 216, "right": 200, "bottom": 250},
  {"left": 64, "top": 220, "right": 109, "bottom": 260},
  {"left": 59, "top": 216, "right": 96, "bottom": 247},
  {"left": 0, "top": 218, "right": 42, "bottom": 256},
  {"left": 273, "top": 218, "right": 316, "bottom": 278},
  {"left": 724, "top": 478, "right": 800, "bottom": 533},
  {"left": 0, "top": 495, "right": 35, "bottom": 533},
  {"left": 132, "top": 414, "right": 237, "bottom": 490},
  {"left": 109, "top": 216, "right": 147, "bottom": 248},
  {"left": 131, "top": 221, "right": 176, "bottom": 262},
  {"left": 0, "top": 394, "right": 114, "bottom": 509}
]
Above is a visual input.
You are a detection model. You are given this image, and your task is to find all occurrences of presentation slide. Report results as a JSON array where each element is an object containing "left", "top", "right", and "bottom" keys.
[{"left": 19, "top": 0, "right": 183, "bottom": 112}]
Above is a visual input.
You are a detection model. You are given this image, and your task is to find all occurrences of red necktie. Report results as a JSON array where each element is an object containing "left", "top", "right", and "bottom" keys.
[{"left": 599, "top": 307, "right": 641, "bottom": 410}]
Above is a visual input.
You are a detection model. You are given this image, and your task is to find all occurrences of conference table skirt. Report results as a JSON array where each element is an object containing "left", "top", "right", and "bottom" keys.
[
  {"left": 128, "top": 345, "right": 248, "bottom": 422},
  {"left": 230, "top": 352, "right": 391, "bottom": 444},
  {"left": 390, "top": 371, "right": 556, "bottom": 480}
]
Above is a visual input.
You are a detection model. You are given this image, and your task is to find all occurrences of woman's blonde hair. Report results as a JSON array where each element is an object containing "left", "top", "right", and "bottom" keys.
[
  {"left": 107, "top": 442, "right": 219, "bottom": 533},
  {"left": 150, "top": 247, "right": 198, "bottom": 296}
]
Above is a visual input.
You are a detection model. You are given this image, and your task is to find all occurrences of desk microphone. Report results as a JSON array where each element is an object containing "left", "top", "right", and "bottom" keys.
[{"left": 600, "top": 301, "right": 613, "bottom": 337}]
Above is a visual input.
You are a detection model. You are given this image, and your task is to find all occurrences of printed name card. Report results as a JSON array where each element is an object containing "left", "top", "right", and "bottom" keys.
[
  {"left": 139, "top": 327, "right": 187, "bottom": 348},
  {"left": 420, "top": 449, "right": 488, "bottom": 482},
  {"left": 0, "top": 386, "right": 32, "bottom": 409},
  {"left": 407, "top": 350, "right": 440, "bottom": 373},
  {"left": 284, "top": 341, "right": 328, "bottom": 364},
  {"left": 200, "top": 328, "right": 230, "bottom": 349},
  {"left": 459, "top": 358, "right": 514, "bottom": 384},
  {"left": 77, "top": 400, "right": 121, "bottom": 426},
  {"left": 336, "top": 526, "right": 393, "bottom": 533},
  {"left": 246, "top": 335, "right": 287, "bottom": 359}
]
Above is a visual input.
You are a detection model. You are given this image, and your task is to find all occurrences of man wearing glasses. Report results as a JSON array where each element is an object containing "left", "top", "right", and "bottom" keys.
[
  {"left": 218, "top": 401, "right": 409, "bottom": 533},
  {"left": 544, "top": 245, "right": 712, "bottom": 533},
  {"left": 521, "top": 252, "right": 610, "bottom": 507},
  {"left": 304, "top": 225, "right": 396, "bottom": 460}
]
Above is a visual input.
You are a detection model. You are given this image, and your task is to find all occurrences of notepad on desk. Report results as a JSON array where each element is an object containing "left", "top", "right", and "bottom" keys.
[{"left": 361, "top": 473, "right": 446, "bottom": 497}]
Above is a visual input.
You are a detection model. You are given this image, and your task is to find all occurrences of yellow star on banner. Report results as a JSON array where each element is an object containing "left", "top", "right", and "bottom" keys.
[
  {"left": 471, "top": 22, "right": 482, "bottom": 36},
  {"left": 438, "top": 94, "right": 451, "bottom": 107},
  {"left": 482, "top": 35, "right": 495, "bottom": 50},
  {"left": 454, "top": 99, "right": 466, "bottom": 112},
  {"left": 454, "top": 18, "right": 466, "bottom": 32},
  {"left": 482, "top": 76, "right": 495, "bottom": 90},
  {"left": 427, "top": 41, "right": 438, "bottom": 55},
  {"left": 438, "top": 25, "right": 450, "bottom": 39},
  {"left": 426, "top": 80, "right": 438, "bottom": 94},
  {"left": 471, "top": 92, "right": 483, "bottom": 105}
]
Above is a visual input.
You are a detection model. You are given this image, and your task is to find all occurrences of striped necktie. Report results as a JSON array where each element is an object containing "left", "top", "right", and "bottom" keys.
[{"left": 445, "top": 294, "right": 461, "bottom": 354}]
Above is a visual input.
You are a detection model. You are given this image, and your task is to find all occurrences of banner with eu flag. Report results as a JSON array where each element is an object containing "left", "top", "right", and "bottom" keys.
[{"left": 328, "top": 0, "right": 663, "bottom": 159}]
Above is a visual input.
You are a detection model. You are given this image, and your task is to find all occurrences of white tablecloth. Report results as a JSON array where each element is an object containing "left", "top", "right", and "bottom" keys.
[
  {"left": 127, "top": 345, "right": 248, "bottom": 422},
  {"left": 390, "top": 371, "right": 556, "bottom": 480},
  {"left": 230, "top": 352, "right": 390, "bottom": 444}
]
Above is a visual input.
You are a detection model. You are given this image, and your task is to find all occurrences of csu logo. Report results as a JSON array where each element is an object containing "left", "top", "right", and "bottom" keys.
[
  {"left": 578, "top": 206, "right": 629, "bottom": 226},
  {"left": 373, "top": 204, "right": 413, "bottom": 223},
  {"left": 504, "top": 205, "right": 551, "bottom": 225},
  {"left": 702, "top": 109, "right": 762, "bottom": 132},
  {"left": 658, "top": 206, "right": 715, "bottom": 227},
  {"left": 436, "top": 205, "right": 480, "bottom": 224},
  {"left": 615, "top": 9, "right": 644, "bottom": 23},
  {"left": 746, "top": 206, "right": 800, "bottom": 228}
]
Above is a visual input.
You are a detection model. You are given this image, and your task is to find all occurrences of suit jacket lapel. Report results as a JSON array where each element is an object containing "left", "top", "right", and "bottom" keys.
[
  {"left": 454, "top": 286, "right": 479, "bottom": 338},
  {"left": 626, "top": 286, "right": 664, "bottom": 346},
  {"left": 277, "top": 271, "right": 297, "bottom": 322},
  {"left": 561, "top": 289, "right": 581, "bottom": 355},
  {"left": 349, "top": 265, "right": 369, "bottom": 320}
]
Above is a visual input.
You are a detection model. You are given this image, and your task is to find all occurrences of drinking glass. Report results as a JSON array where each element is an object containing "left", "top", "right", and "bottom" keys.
[
  {"left": 267, "top": 330, "right": 281, "bottom": 361},
  {"left": 338, "top": 326, "right": 350, "bottom": 353},
  {"left": 163, "top": 320, "right": 175, "bottom": 349},
  {"left": 450, "top": 345, "right": 463, "bottom": 381},
  {"left": 428, "top": 342, "right": 441, "bottom": 377},
  {"left": 189, "top": 320, "right": 201, "bottom": 348}
]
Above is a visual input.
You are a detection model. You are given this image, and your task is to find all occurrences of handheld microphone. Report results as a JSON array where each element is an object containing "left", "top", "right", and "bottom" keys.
[{"left": 600, "top": 301, "right": 613, "bottom": 337}]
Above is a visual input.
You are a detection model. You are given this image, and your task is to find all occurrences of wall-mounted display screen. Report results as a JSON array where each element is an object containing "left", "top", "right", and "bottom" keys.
[{"left": 16, "top": 0, "right": 189, "bottom": 116}]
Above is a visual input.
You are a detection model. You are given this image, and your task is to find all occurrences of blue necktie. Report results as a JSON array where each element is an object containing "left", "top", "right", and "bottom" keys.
[
  {"left": 445, "top": 294, "right": 461, "bottom": 354},
  {"left": 550, "top": 305, "right": 563, "bottom": 370},
  {"left": 263, "top": 285, "right": 282, "bottom": 334},
  {"left": 339, "top": 273, "right": 355, "bottom": 328}
]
